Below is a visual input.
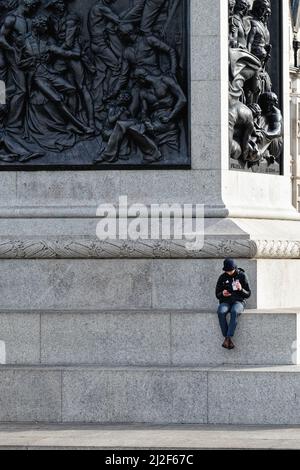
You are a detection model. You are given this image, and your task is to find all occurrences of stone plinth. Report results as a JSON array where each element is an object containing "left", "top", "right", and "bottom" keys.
[{"left": 0, "top": 0, "right": 299, "bottom": 425}]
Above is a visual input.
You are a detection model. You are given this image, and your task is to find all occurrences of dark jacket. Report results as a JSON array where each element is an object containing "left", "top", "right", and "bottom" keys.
[{"left": 215, "top": 268, "right": 251, "bottom": 304}]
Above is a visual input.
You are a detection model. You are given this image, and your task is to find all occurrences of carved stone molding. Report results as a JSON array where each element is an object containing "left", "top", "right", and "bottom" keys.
[
  {"left": 254, "top": 239, "right": 300, "bottom": 259},
  {"left": 0, "top": 237, "right": 299, "bottom": 259}
]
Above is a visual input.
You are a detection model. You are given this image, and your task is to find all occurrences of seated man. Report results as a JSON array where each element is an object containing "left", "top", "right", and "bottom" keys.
[{"left": 215, "top": 258, "right": 252, "bottom": 350}]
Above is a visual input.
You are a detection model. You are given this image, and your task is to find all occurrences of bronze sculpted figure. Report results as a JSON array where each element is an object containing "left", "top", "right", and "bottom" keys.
[
  {"left": 121, "top": 0, "right": 167, "bottom": 34},
  {"left": 229, "top": 0, "right": 250, "bottom": 49},
  {"left": 0, "top": 0, "right": 188, "bottom": 168},
  {"left": 228, "top": 0, "right": 283, "bottom": 173},
  {"left": 0, "top": 0, "right": 41, "bottom": 131},
  {"left": 46, "top": 0, "right": 95, "bottom": 132},
  {"left": 248, "top": 0, "right": 272, "bottom": 63}
]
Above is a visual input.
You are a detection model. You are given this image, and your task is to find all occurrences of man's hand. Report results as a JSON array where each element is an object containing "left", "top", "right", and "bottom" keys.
[
  {"left": 223, "top": 290, "right": 232, "bottom": 297},
  {"left": 235, "top": 281, "right": 242, "bottom": 291}
]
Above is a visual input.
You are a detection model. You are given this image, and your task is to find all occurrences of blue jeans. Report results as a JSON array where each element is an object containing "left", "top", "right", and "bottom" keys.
[{"left": 217, "top": 302, "right": 244, "bottom": 338}]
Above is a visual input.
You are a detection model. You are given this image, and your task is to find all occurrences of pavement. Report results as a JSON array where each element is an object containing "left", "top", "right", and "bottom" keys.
[{"left": 0, "top": 424, "right": 300, "bottom": 450}]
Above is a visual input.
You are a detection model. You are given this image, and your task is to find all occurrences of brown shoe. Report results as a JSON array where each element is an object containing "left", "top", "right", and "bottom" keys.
[
  {"left": 222, "top": 337, "right": 230, "bottom": 349},
  {"left": 228, "top": 338, "right": 235, "bottom": 349}
]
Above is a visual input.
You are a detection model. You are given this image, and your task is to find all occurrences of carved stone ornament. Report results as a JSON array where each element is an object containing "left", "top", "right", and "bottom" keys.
[
  {"left": 0, "top": 0, "right": 189, "bottom": 169},
  {"left": 229, "top": 0, "right": 283, "bottom": 174},
  {"left": 0, "top": 237, "right": 300, "bottom": 259}
]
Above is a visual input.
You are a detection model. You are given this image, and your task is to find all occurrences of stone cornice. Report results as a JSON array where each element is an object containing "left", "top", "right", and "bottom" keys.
[{"left": 0, "top": 237, "right": 300, "bottom": 259}]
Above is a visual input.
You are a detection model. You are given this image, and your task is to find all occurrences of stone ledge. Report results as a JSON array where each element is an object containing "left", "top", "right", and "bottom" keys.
[
  {"left": 0, "top": 365, "right": 300, "bottom": 424},
  {"left": 0, "top": 310, "right": 299, "bottom": 366},
  {"left": 0, "top": 205, "right": 299, "bottom": 221}
]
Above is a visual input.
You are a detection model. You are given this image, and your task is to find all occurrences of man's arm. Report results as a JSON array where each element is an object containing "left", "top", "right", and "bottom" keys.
[
  {"left": 247, "top": 23, "right": 258, "bottom": 54},
  {"left": 97, "top": 5, "right": 121, "bottom": 25},
  {"left": 147, "top": 36, "right": 177, "bottom": 75},
  {"left": 107, "top": 106, "right": 124, "bottom": 125},
  {"left": 0, "top": 15, "right": 16, "bottom": 52},
  {"left": 240, "top": 274, "right": 251, "bottom": 299},
  {"left": 109, "top": 51, "right": 130, "bottom": 99},
  {"left": 216, "top": 275, "right": 224, "bottom": 300},
  {"left": 140, "top": 91, "right": 150, "bottom": 122},
  {"left": 229, "top": 17, "right": 239, "bottom": 48},
  {"left": 63, "top": 14, "right": 80, "bottom": 50},
  {"left": 48, "top": 45, "right": 81, "bottom": 59},
  {"left": 162, "top": 77, "right": 187, "bottom": 122}
]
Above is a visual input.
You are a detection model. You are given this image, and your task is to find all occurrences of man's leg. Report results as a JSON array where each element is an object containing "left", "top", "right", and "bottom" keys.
[
  {"left": 140, "top": 0, "right": 167, "bottom": 33},
  {"left": 6, "top": 67, "right": 27, "bottom": 130},
  {"left": 121, "top": 0, "right": 146, "bottom": 22},
  {"left": 96, "top": 121, "right": 131, "bottom": 163},
  {"left": 69, "top": 60, "right": 95, "bottom": 129},
  {"left": 227, "top": 301, "right": 244, "bottom": 338},
  {"left": 128, "top": 125, "right": 162, "bottom": 162},
  {"left": 217, "top": 303, "right": 231, "bottom": 338},
  {"left": 34, "top": 76, "right": 92, "bottom": 134}
]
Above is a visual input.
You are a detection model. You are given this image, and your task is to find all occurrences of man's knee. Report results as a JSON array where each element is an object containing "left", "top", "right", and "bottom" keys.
[
  {"left": 218, "top": 304, "right": 230, "bottom": 316},
  {"left": 231, "top": 303, "right": 244, "bottom": 316}
]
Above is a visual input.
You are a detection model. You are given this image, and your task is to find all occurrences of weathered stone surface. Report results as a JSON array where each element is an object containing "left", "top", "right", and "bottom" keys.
[
  {"left": 16, "top": 171, "right": 122, "bottom": 206},
  {"left": 257, "top": 259, "right": 300, "bottom": 309},
  {"left": 41, "top": 312, "right": 170, "bottom": 366},
  {"left": 0, "top": 365, "right": 300, "bottom": 424},
  {"left": 0, "top": 368, "right": 61, "bottom": 422},
  {"left": 0, "top": 260, "right": 152, "bottom": 310},
  {"left": 0, "top": 173, "right": 17, "bottom": 206},
  {"left": 191, "top": 81, "right": 221, "bottom": 126},
  {"left": 191, "top": 125, "right": 222, "bottom": 170},
  {"left": 191, "top": 0, "right": 221, "bottom": 37},
  {"left": 191, "top": 35, "right": 221, "bottom": 81},
  {"left": 0, "top": 314, "right": 40, "bottom": 364},
  {"left": 0, "top": 309, "right": 298, "bottom": 367},
  {"left": 1, "top": 257, "right": 300, "bottom": 310},
  {"left": 119, "top": 170, "right": 222, "bottom": 206},
  {"left": 172, "top": 312, "right": 299, "bottom": 366},
  {"left": 62, "top": 368, "right": 208, "bottom": 424},
  {"left": 208, "top": 366, "right": 300, "bottom": 425}
]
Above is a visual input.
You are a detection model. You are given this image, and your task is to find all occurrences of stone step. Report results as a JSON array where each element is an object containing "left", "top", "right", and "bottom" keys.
[
  {"left": 0, "top": 365, "right": 300, "bottom": 425},
  {"left": 0, "top": 309, "right": 299, "bottom": 366}
]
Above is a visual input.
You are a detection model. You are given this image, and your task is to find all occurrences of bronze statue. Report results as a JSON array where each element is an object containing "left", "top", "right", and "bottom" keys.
[
  {"left": 248, "top": 0, "right": 272, "bottom": 65},
  {"left": 121, "top": 0, "right": 168, "bottom": 34},
  {"left": 19, "top": 14, "right": 92, "bottom": 150},
  {"left": 229, "top": 0, "right": 250, "bottom": 49},
  {"left": 0, "top": 0, "right": 188, "bottom": 168},
  {"left": 228, "top": 0, "right": 283, "bottom": 172},
  {"left": 46, "top": 0, "right": 95, "bottom": 132},
  {"left": 0, "top": 0, "right": 41, "bottom": 130},
  {"left": 94, "top": 89, "right": 161, "bottom": 164}
]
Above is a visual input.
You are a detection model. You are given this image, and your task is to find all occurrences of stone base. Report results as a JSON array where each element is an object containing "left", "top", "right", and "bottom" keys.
[
  {"left": 0, "top": 365, "right": 300, "bottom": 425},
  {"left": 0, "top": 307, "right": 299, "bottom": 425}
]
